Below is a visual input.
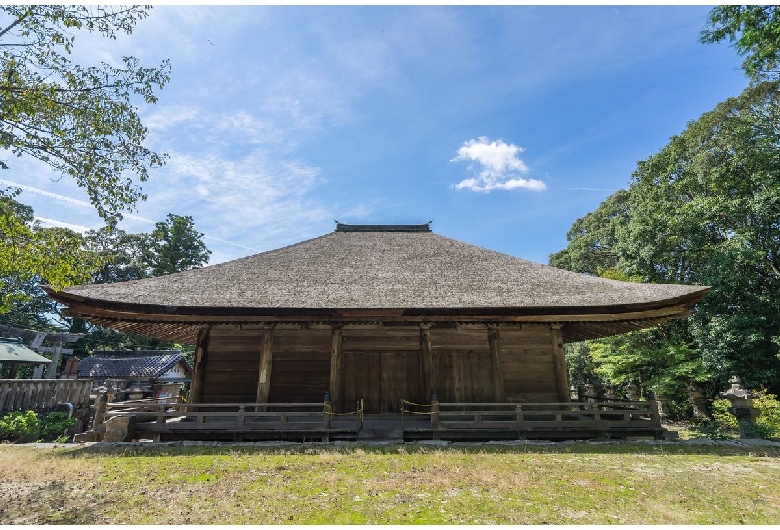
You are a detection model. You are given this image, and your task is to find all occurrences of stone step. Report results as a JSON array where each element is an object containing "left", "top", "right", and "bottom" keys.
[
  {"left": 358, "top": 418, "right": 404, "bottom": 441},
  {"left": 358, "top": 429, "right": 403, "bottom": 441}
]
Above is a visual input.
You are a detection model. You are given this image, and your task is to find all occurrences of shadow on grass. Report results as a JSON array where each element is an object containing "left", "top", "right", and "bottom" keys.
[{"left": 49, "top": 440, "right": 780, "bottom": 459}]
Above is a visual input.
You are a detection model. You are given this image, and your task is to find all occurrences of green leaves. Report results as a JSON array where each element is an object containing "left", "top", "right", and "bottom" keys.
[
  {"left": 145, "top": 214, "right": 212, "bottom": 277},
  {"left": 552, "top": 81, "right": 780, "bottom": 396},
  {"left": 623, "top": 82, "right": 780, "bottom": 390},
  {"left": 0, "top": 6, "right": 169, "bottom": 219},
  {"left": 0, "top": 410, "right": 40, "bottom": 443},
  {"left": 585, "top": 325, "right": 710, "bottom": 393},
  {"left": 0, "top": 6, "right": 170, "bottom": 320},
  {"left": 548, "top": 189, "right": 631, "bottom": 275},
  {"left": 701, "top": 6, "right": 780, "bottom": 80},
  {"left": 83, "top": 214, "right": 211, "bottom": 283},
  {"left": 0, "top": 191, "right": 101, "bottom": 313}
]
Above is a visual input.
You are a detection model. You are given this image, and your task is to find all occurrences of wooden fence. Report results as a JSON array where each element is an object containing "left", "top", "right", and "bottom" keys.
[
  {"left": 402, "top": 400, "right": 664, "bottom": 440},
  {"left": 0, "top": 379, "right": 93, "bottom": 412}
]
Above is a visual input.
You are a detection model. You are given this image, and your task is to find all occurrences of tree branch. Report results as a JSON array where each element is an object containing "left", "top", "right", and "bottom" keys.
[
  {"left": 0, "top": 10, "right": 29, "bottom": 40},
  {"left": 0, "top": 83, "right": 123, "bottom": 93}
]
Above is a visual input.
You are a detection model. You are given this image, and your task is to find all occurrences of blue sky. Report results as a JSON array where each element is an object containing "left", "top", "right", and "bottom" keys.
[{"left": 2, "top": 5, "right": 749, "bottom": 265}]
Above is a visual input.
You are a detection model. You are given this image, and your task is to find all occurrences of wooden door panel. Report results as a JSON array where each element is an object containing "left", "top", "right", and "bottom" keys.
[
  {"left": 432, "top": 350, "right": 494, "bottom": 403},
  {"left": 340, "top": 351, "right": 381, "bottom": 413},
  {"left": 341, "top": 350, "right": 427, "bottom": 413}
]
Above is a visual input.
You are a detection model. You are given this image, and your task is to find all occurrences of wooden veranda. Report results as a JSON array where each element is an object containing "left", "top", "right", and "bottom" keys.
[{"left": 99, "top": 396, "right": 664, "bottom": 442}]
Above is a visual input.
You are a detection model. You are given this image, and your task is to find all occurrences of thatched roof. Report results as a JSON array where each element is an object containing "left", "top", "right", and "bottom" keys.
[{"left": 45, "top": 225, "right": 709, "bottom": 343}]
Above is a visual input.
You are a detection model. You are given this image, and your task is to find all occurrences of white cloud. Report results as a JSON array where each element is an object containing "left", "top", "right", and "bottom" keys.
[
  {"left": 451, "top": 137, "right": 546, "bottom": 192},
  {"left": 143, "top": 105, "right": 201, "bottom": 132},
  {"left": 35, "top": 217, "right": 92, "bottom": 233},
  {"left": 0, "top": 178, "right": 155, "bottom": 224},
  {"left": 145, "top": 146, "right": 332, "bottom": 258}
]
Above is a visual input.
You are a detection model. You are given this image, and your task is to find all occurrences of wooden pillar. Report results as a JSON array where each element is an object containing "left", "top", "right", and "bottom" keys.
[
  {"left": 32, "top": 363, "right": 45, "bottom": 379},
  {"left": 329, "top": 326, "right": 343, "bottom": 411},
  {"left": 550, "top": 324, "right": 570, "bottom": 402},
  {"left": 189, "top": 327, "right": 210, "bottom": 404},
  {"left": 453, "top": 349, "right": 464, "bottom": 402},
  {"left": 255, "top": 326, "right": 274, "bottom": 404},
  {"left": 488, "top": 326, "right": 505, "bottom": 402},
  {"left": 92, "top": 392, "right": 108, "bottom": 429},
  {"left": 323, "top": 391, "right": 332, "bottom": 429},
  {"left": 430, "top": 391, "right": 440, "bottom": 440},
  {"left": 45, "top": 341, "right": 62, "bottom": 379},
  {"left": 420, "top": 325, "right": 435, "bottom": 395}
]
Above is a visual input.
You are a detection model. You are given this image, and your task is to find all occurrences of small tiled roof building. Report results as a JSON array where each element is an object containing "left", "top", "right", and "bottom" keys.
[{"left": 77, "top": 350, "right": 192, "bottom": 383}]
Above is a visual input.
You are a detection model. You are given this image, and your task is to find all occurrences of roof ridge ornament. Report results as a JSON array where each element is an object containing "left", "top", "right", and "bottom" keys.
[{"left": 334, "top": 221, "right": 432, "bottom": 232}]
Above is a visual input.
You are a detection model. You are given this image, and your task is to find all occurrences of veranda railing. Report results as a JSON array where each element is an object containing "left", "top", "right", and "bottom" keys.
[
  {"left": 101, "top": 398, "right": 364, "bottom": 441},
  {"left": 401, "top": 398, "right": 663, "bottom": 439}
]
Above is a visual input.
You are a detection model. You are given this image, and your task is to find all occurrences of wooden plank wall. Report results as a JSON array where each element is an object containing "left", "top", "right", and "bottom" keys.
[
  {"left": 429, "top": 327, "right": 493, "bottom": 403},
  {"left": 200, "top": 323, "right": 562, "bottom": 409},
  {"left": 500, "top": 326, "right": 559, "bottom": 402},
  {"left": 341, "top": 326, "right": 424, "bottom": 413},
  {"left": 268, "top": 327, "right": 330, "bottom": 403},
  {"left": 201, "top": 326, "right": 264, "bottom": 403}
]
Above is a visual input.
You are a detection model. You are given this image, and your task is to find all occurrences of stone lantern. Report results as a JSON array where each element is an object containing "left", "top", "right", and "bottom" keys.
[
  {"left": 625, "top": 383, "right": 640, "bottom": 402},
  {"left": 583, "top": 383, "right": 597, "bottom": 407},
  {"left": 688, "top": 382, "right": 711, "bottom": 420},
  {"left": 719, "top": 376, "right": 759, "bottom": 428},
  {"left": 125, "top": 382, "right": 150, "bottom": 401},
  {"left": 651, "top": 386, "right": 670, "bottom": 422}
]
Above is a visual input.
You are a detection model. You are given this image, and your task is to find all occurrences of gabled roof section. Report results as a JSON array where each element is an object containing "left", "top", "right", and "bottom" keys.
[
  {"left": 0, "top": 338, "right": 50, "bottom": 364},
  {"left": 77, "top": 350, "right": 192, "bottom": 380},
  {"left": 49, "top": 229, "right": 708, "bottom": 311}
]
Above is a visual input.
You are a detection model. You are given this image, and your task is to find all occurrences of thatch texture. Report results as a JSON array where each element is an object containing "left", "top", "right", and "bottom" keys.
[{"left": 54, "top": 230, "right": 706, "bottom": 310}]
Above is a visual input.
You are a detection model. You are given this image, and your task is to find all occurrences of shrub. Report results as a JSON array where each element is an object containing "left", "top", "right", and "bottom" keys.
[
  {"left": 752, "top": 391, "right": 780, "bottom": 439},
  {"left": 711, "top": 399, "right": 740, "bottom": 431},
  {"left": 39, "top": 411, "right": 77, "bottom": 442},
  {"left": 0, "top": 410, "right": 41, "bottom": 443},
  {"left": 694, "top": 399, "right": 739, "bottom": 439},
  {"left": 0, "top": 410, "right": 77, "bottom": 443}
]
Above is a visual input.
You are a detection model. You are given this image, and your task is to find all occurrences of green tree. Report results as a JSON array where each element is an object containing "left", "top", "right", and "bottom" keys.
[
  {"left": 549, "top": 190, "right": 630, "bottom": 275},
  {"left": 83, "top": 214, "right": 210, "bottom": 283},
  {"left": 0, "top": 5, "right": 169, "bottom": 218},
  {"left": 620, "top": 81, "right": 780, "bottom": 390},
  {"left": 588, "top": 326, "right": 711, "bottom": 404},
  {"left": 552, "top": 81, "right": 780, "bottom": 395},
  {"left": 701, "top": 5, "right": 780, "bottom": 80},
  {"left": 0, "top": 276, "right": 59, "bottom": 329},
  {"left": 144, "top": 214, "right": 211, "bottom": 276},
  {"left": 83, "top": 218, "right": 148, "bottom": 284},
  {"left": 0, "top": 191, "right": 99, "bottom": 314}
]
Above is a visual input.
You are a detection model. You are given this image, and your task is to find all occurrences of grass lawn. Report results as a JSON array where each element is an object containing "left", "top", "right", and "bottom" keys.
[{"left": 1, "top": 442, "right": 779, "bottom": 524}]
